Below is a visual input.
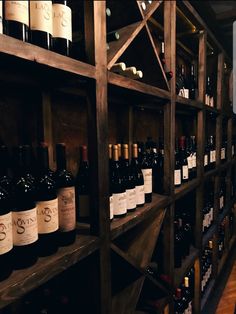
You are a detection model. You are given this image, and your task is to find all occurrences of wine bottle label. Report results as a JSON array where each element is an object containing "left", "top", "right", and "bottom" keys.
[
  {"left": 79, "top": 194, "right": 90, "bottom": 217},
  {"left": 37, "top": 198, "right": 59, "bottom": 234},
  {"left": 0, "top": 1, "right": 2, "bottom": 34},
  {"left": 204, "top": 154, "right": 208, "bottom": 166},
  {"left": 183, "top": 88, "right": 189, "bottom": 99},
  {"left": 210, "top": 97, "right": 214, "bottom": 107},
  {"left": 187, "top": 156, "right": 193, "bottom": 169},
  {"left": 113, "top": 192, "right": 127, "bottom": 215},
  {"left": 174, "top": 169, "right": 181, "bottom": 185},
  {"left": 221, "top": 148, "right": 225, "bottom": 160},
  {"left": 5, "top": 1, "right": 29, "bottom": 26},
  {"left": 220, "top": 196, "right": 224, "bottom": 209},
  {"left": 58, "top": 187, "right": 76, "bottom": 232},
  {"left": 126, "top": 188, "right": 136, "bottom": 210},
  {"left": 52, "top": 4, "right": 72, "bottom": 41},
  {"left": 192, "top": 153, "right": 197, "bottom": 168},
  {"left": 141, "top": 169, "right": 152, "bottom": 193},
  {"left": 12, "top": 208, "right": 38, "bottom": 246},
  {"left": 205, "top": 94, "right": 209, "bottom": 105},
  {"left": 30, "top": 1, "right": 52, "bottom": 34},
  {"left": 136, "top": 185, "right": 145, "bottom": 205},
  {"left": 209, "top": 207, "right": 213, "bottom": 223},
  {"left": 109, "top": 195, "right": 114, "bottom": 220},
  {"left": 0, "top": 212, "right": 13, "bottom": 254},
  {"left": 182, "top": 165, "right": 189, "bottom": 180},
  {"left": 210, "top": 150, "right": 216, "bottom": 163}
]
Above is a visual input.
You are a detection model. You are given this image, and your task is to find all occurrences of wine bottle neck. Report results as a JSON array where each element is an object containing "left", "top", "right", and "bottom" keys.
[{"left": 56, "top": 144, "right": 67, "bottom": 170}]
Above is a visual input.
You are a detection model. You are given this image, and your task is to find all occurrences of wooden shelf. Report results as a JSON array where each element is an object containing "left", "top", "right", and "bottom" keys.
[
  {"left": 218, "top": 197, "right": 236, "bottom": 225},
  {"left": 176, "top": 95, "right": 203, "bottom": 111},
  {"left": 174, "top": 178, "right": 199, "bottom": 200},
  {"left": 111, "top": 194, "right": 170, "bottom": 240},
  {"left": 204, "top": 168, "right": 218, "bottom": 180},
  {"left": 0, "top": 34, "right": 95, "bottom": 80},
  {"left": 204, "top": 105, "right": 220, "bottom": 116},
  {"left": 174, "top": 246, "right": 199, "bottom": 288},
  {"left": 201, "top": 279, "right": 216, "bottom": 311},
  {"left": 202, "top": 224, "right": 217, "bottom": 248},
  {"left": 0, "top": 235, "right": 100, "bottom": 309}
]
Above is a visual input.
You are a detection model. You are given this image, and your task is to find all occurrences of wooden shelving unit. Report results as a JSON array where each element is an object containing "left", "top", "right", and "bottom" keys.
[{"left": 0, "top": 1, "right": 235, "bottom": 314}]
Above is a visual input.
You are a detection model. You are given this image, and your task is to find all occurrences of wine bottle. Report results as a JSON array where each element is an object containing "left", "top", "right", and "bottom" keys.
[
  {"left": 221, "top": 135, "right": 226, "bottom": 161},
  {"left": 189, "top": 64, "right": 197, "bottom": 100},
  {"left": 174, "top": 220, "right": 183, "bottom": 268},
  {"left": 204, "top": 139, "right": 210, "bottom": 171},
  {"left": 30, "top": 1, "right": 53, "bottom": 50},
  {"left": 130, "top": 144, "right": 145, "bottom": 207},
  {"left": 12, "top": 145, "right": 38, "bottom": 269},
  {"left": 109, "top": 144, "right": 114, "bottom": 220},
  {"left": 0, "top": 1, "right": 3, "bottom": 35},
  {"left": 174, "top": 289, "right": 184, "bottom": 314},
  {"left": 55, "top": 143, "right": 76, "bottom": 246},
  {"left": 107, "top": 30, "right": 119, "bottom": 42},
  {"left": 206, "top": 76, "right": 214, "bottom": 107},
  {"left": 179, "top": 136, "right": 189, "bottom": 183},
  {"left": 117, "top": 143, "right": 122, "bottom": 164},
  {"left": 182, "top": 277, "right": 192, "bottom": 313},
  {"left": 141, "top": 150, "right": 152, "bottom": 203},
  {"left": 4, "top": 1, "right": 29, "bottom": 41},
  {"left": 36, "top": 143, "right": 58, "bottom": 256},
  {"left": 174, "top": 139, "right": 181, "bottom": 187},
  {"left": 0, "top": 145, "right": 12, "bottom": 193},
  {"left": 52, "top": 0, "right": 72, "bottom": 56},
  {"left": 111, "top": 62, "right": 126, "bottom": 74},
  {"left": 111, "top": 145, "right": 127, "bottom": 217},
  {"left": 178, "top": 65, "right": 189, "bottom": 98},
  {"left": 75, "top": 145, "right": 90, "bottom": 222},
  {"left": 121, "top": 144, "right": 136, "bottom": 212},
  {"left": 0, "top": 186, "right": 13, "bottom": 281},
  {"left": 191, "top": 136, "right": 197, "bottom": 179},
  {"left": 219, "top": 178, "right": 225, "bottom": 213},
  {"left": 208, "top": 136, "right": 216, "bottom": 170}
]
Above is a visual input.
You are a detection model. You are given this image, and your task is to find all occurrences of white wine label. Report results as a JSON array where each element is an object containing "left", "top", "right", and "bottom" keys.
[
  {"left": 192, "top": 153, "right": 197, "bottom": 168},
  {"left": 37, "top": 198, "right": 58, "bottom": 234},
  {"left": 174, "top": 169, "right": 181, "bottom": 185},
  {"left": 5, "top": 1, "right": 29, "bottom": 26},
  {"left": 12, "top": 208, "right": 38, "bottom": 246},
  {"left": 184, "top": 88, "right": 189, "bottom": 99},
  {"left": 210, "top": 150, "right": 216, "bottom": 163},
  {"left": 182, "top": 165, "right": 189, "bottom": 180},
  {"left": 109, "top": 195, "right": 114, "bottom": 220},
  {"left": 187, "top": 156, "right": 193, "bottom": 169},
  {"left": 205, "top": 94, "right": 209, "bottom": 106},
  {"left": 30, "top": 1, "right": 52, "bottom": 34},
  {"left": 0, "top": 1, "right": 3, "bottom": 34},
  {"left": 126, "top": 188, "right": 136, "bottom": 210},
  {"left": 204, "top": 154, "right": 208, "bottom": 166},
  {"left": 141, "top": 169, "right": 152, "bottom": 193},
  {"left": 0, "top": 212, "right": 13, "bottom": 255},
  {"left": 220, "top": 196, "right": 224, "bottom": 209},
  {"left": 136, "top": 185, "right": 145, "bottom": 205},
  {"left": 58, "top": 187, "right": 76, "bottom": 232},
  {"left": 210, "top": 97, "right": 214, "bottom": 107},
  {"left": 52, "top": 3, "right": 72, "bottom": 41},
  {"left": 209, "top": 207, "right": 213, "bottom": 223},
  {"left": 79, "top": 194, "right": 90, "bottom": 217},
  {"left": 113, "top": 192, "right": 127, "bottom": 215},
  {"left": 221, "top": 148, "right": 225, "bottom": 160}
]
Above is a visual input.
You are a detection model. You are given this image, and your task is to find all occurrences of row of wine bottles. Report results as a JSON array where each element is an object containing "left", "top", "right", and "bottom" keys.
[
  {"left": 0, "top": 1, "right": 72, "bottom": 56},
  {"left": 174, "top": 267, "right": 195, "bottom": 314},
  {"left": 201, "top": 240, "right": 213, "bottom": 295},
  {"left": 0, "top": 142, "right": 90, "bottom": 281}
]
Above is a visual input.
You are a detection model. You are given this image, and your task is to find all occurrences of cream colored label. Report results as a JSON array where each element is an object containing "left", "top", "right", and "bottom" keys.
[
  {"left": 52, "top": 3, "right": 72, "bottom": 41},
  {"left": 220, "top": 196, "right": 224, "bottom": 209},
  {"left": 174, "top": 169, "right": 181, "bottom": 185},
  {"left": 30, "top": 1, "right": 52, "bottom": 34},
  {"left": 142, "top": 169, "right": 152, "bottom": 193},
  {"left": 204, "top": 154, "right": 208, "bottom": 166},
  {"left": 0, "top": 212, "right": 13, "bottom": 254},
  {"left": 12, "top": 208, "right": 38, "bottom": 246},
  {"left": 110, "top": 195, "right": 113, "bottom": 220},
  {"left": 5, "top": 1, "right": 29, "bottom": 26},
  {"left": 136, "top": 185, "right": 144, "bottom": 205},
  {"left": 192, "top": 153, "right": 196, "bottom": 168},
  {"left": 126, "top": 188, "right": 136, "bottom": 210},
  {"left": 37, "top": 198, "right": 58, "bottom": 234},
  {"left": 182, "top": 165, "right": 189, "bottom": 180},
  {"left": 79, "top": 195, "right": 90, "bottom": 217},
  {"left": 221, "top": 148, "right": 225, "bottom": 160},
  {"left": 187, "top": 156, "right": 193, "bottom": 169},
  {"left": 58, "top": 187, "right": 76, "bottom": 232},
  {"left": 0, "top": 1, "right": 3, "bottom": 34},
  {"left": 113, "top": 192, "right": 126, "bottom": 215}
]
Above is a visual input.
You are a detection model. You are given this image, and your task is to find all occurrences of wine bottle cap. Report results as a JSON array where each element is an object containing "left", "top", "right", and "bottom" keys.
[
  {"left": 184, "top": 276, "right": 189, "bottom": 287},
  {"left": 117, "top": 144, "right": 121, "bottom": 158},
  {"left": 112, "top": 145, "right": 119, "bottom": 161},
  {"left": 136, "top": 70, "right": 143, "bottom": 78},
  {"left": 106, "top": 8, "right": 111, "bottom": 17},
  {"left": 122, "top": 144, "right": 129, "bottom": 159},
  {"left": 209, "top": 240, "right": 213, "bottom": 249},
  {"left": 141, "top": 2, "right": 146, "bottom": 10},
  {"left": 125, "top": 67, "right": 137, "bottom": 75}
]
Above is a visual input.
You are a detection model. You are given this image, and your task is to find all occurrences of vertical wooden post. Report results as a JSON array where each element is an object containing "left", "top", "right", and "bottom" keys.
[{"left": 85, "top": 2, "right": 111, "bottom": 313}]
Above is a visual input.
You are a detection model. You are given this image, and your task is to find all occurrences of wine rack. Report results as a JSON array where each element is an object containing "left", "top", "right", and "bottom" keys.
[{"left": 0, "top": 1, "right": 235, "bottom": 314}]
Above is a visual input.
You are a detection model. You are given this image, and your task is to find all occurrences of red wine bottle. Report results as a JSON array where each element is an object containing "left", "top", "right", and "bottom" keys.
[
  {"left": 179, "top": 136, "right": 189, "bottom": 183},
  {"left": 174, "top": 139, "right": 181, "bottom": 187},
  {"left": 55, "top": 143, "right": 76, "bottom": 246},
  {"left": 52, "top": 0, "right": 72, "bottom": 56},
  {"left": 0, "top": 186, "right": 13, "bottom": 281},
  {"left": 0, "top": 145, "right": 12, "bottom": 193},
  {"left": 4, "top": 1, "right": 29, "bottom": 41},
  {"left": 30, "top": 1, "right": 52, "bottom": 50},
  {"left": 36, "top": 143, "right": 58, "bottom": 256},
  {"left": 109, "top": 144, "right": 114, "bottom": 220},
  {"left": 12, "top": 145, "right": 38, "bottom": 269},
  {"left": 141, "top": 150, "right": 152, "bottom": 203},
  {"left": 75, "top": 146, "right": 90, "bottom": 222}
]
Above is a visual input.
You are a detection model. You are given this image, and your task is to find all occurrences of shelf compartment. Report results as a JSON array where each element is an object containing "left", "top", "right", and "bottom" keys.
[
  {"left": 0, "top": 235, "right": 100, "bottom": 309},
  {"left": 200, "top": 279, "right": 215, "bottom": 311},
  {"left": 0, "top": 34, "right": 95, "bottom": 80},
  {"left": 111, "top": 194, "right": 171, "bottom": 240},
  {"left": 174, "top": 178, "right": 199, "bottom": 200},
  {"left": 108, "top": 71, "right": 170, "bottom": 100},
  {"left": 202, "top": 224, "right": 217, "bottom": 248},
  {"left": 174, "top": 246, "right": 199, "bottom": 288}
]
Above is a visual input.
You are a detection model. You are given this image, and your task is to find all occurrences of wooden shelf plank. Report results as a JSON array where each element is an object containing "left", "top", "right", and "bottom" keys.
[
  {"left": 108, "top": 71, "right": 171, "bottom": 99},
  {"left": 176, "top": 95, "right": 203, "bottom": 110},
  {"left": 204, "top": 105, "right": 220, "bottom": 116},
  {"left": 111, "top": 194, "right": 171, "bottom": 240},
  {"left": 202, "top": 224, "right": 217, "bottom": 248},
  {"left": 0, "top": 34, "right": 95, "bottom": 79},
  {"left": 174, "top": 246, "right": 199, "bottom": 288},
  {"left": 174, "top": 178, "right": 200, "bottom": 200},
  {"left": 200, "top": 279, "right": 216, "bottom": 311},
  {"left": 0, "top": 235, "right": 100, "bottom": 309}
]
